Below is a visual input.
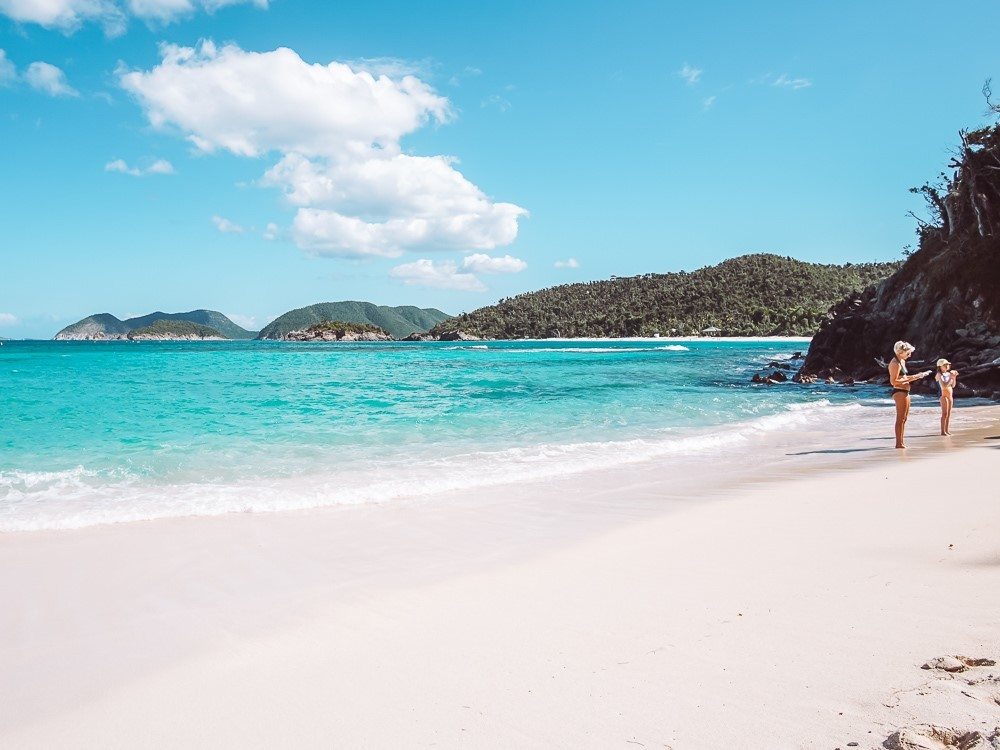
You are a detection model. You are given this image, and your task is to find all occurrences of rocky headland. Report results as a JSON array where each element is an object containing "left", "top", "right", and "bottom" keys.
[
  {"left": 281, "top": 321, "right": 392, "bottom": 342},
  {"left": 401, "top": 330, "right": 482, "bottom": 342},
  {"left": 798, "top": 113, "right": 1000, "bottom": 399}
]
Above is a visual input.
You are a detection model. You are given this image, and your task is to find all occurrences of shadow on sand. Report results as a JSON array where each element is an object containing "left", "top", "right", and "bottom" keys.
[{"left": 787, "top": 447, "right": 889, "bottom": 456}]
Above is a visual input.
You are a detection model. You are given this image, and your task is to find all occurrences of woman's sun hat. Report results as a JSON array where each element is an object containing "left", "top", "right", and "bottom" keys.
[
  {"left": 936, "top": 358, "right": 951, "bottom": 367},
  {"left": 894, "top": 340, "right": 915, "bottom": 355}
]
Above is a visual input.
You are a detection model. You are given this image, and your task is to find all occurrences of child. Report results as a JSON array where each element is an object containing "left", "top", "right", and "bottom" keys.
[{"left": 934, "top": 358, "right": 959, "bottom": 436}]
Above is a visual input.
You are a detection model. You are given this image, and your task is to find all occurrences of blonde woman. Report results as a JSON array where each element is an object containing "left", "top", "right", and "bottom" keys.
[
  {"left": 888, "top": 341, "right": 931, "bottom": 449},
  {"left": 934, "top": 358, "right": 959, "bottom": 435}
]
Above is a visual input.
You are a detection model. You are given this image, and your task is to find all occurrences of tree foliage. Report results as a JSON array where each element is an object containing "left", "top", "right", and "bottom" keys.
[
  {"left": 128, "top": 320, "right": 224, "bottom": 338},
  {"left": 434, "top": 254, "right": 900, "bottom": 339}
]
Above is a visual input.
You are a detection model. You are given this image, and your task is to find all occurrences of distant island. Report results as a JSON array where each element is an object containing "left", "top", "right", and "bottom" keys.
[
  {"left": 127, "top": 320, "right": 227, "bottom": 340},
  {"left": 434, "top": 254, "right": 901, "bottom": 339},
  {"left": 52, "top": 257, "right": 906, "bottom": 343},
  {"left": 55, "top": 310, "right": 256, "bottom": 340},
  {"left": 256, "top": 302, "right": 450, "bottom": 340}
]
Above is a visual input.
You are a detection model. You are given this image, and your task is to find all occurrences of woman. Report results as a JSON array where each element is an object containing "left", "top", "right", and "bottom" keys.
[
  {"left": 888, "top": 341, "right": 931, "bottom": 449},
  {"left": 934, "top": 358, "right": 959, "bottom": 436}
]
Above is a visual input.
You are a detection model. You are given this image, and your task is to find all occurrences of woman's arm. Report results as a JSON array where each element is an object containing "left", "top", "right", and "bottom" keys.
[{"left": 889, "top": 360, "right": 928, "bottom": 387}]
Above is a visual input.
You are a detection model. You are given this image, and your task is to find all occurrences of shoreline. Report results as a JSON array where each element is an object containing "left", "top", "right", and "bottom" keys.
[
  {"left": 4, "top": 399, "right": 992, "bottom": 534},
  {"left": 10, "top": 335, "right": 814, "bottom": 343},
  {"left": 1, "top": 405, "right": 997, "bottom": 747}
]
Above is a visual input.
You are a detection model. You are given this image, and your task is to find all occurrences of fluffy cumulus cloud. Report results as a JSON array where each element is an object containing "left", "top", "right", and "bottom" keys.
[
  {"left": 105, "top": 158, "right": 174, "bottom": 176},
  {"left": 24, "top": 61, "right": 78, "bottom": 96},
  {"left": 0, "top": 312, "right": 18, "bottom": 326},
  {"left": 389, "top": 259, "right": 486, "bottom": 292},
  {"left": 0, "top": 0, "right": 265, "bottom": 34},
  {"left": 554, "top": 258, "right": 580, "bottom": 269},
  {"left": 120, "top": 41, "right": 527, "bottom": 259},
  {"left": 461, "top": 253, "right": 526, "bottom": 274}
]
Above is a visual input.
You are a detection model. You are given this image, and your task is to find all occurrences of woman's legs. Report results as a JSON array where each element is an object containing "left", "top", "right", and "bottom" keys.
[{"left": 893, "top": 391, "right": 910, "bottom": 448}]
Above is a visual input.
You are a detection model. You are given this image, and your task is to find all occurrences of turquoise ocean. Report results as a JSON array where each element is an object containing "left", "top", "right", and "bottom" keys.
[{"left": 1, "top": 339, "right": 895, "bottom": 531}]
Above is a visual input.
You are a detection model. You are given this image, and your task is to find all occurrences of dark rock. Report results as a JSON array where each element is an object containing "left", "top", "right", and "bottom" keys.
[
  {"left": 437, "top": 330, "right": 481, "bottom": 342},
  {"left": 798, "top": 123, "right": 1000, "bottom": 400}
]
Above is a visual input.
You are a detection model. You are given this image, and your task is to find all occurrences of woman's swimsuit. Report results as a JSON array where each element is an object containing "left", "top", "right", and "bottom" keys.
[{"left": 890, "top": 357, "right": 909, "bottom": 396}]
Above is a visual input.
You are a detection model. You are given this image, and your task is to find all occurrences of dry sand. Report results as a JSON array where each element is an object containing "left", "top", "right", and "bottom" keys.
[{"left": 1, "top": 409, "right": 998, "bottom": 749}]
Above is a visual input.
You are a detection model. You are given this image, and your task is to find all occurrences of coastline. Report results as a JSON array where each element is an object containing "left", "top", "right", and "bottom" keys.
[{"left": 1, "top": 404, "right": 997, "bottom": 748}]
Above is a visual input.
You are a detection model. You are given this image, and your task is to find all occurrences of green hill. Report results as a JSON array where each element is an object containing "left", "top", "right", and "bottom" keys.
[
  {"left": 124, "top": 310, "right": 255, "bottom": 339},
  {"left": 258, "top": 302, "right": 451, "bottom": 340},
  {"left": 54, "top": 313, "right": 132, "bottom": 340},
  {"left": 128, "top": 320, "right": 225, "bottom": 339},
  {"left": 55, "top": 310, "right": 254, "bottom": 340},
  {"left": 433, "top": 254, "right": 902, "bottom": 338}
]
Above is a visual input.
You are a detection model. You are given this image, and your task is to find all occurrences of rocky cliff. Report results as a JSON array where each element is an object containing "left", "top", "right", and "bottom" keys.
[{"left": 799, "top": 119, "right": 1000, "bottom": 399}]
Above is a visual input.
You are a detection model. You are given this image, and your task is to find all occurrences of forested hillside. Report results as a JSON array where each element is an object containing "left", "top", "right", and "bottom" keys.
[
  {"left": 258, "top": 301, "right": 450, "bottom": 339},
  {"left": 435, "top": 254, "right": 900, "bottom": 338}
]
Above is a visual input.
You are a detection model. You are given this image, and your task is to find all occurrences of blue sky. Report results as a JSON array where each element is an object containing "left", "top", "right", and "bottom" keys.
[{"left": 1, "top": 0, "right": 998, "bottom": 338}]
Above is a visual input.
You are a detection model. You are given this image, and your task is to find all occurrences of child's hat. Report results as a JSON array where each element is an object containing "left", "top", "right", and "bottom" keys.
[{"left": 936, "top": 358, "right": 951, "bottom": 367}]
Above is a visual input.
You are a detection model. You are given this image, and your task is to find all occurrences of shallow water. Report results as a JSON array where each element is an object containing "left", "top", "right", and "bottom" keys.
[{"left": 0, "top": 338, "right": 933, "bottom": 530}]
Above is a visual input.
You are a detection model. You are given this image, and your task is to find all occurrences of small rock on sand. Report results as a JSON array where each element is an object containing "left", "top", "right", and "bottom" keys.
[
  {"left": 882, "top": 726, "right": 999, "bottom": 750},
  {"left": 921, "top": 656, "right": 997, "bottom": 673}
]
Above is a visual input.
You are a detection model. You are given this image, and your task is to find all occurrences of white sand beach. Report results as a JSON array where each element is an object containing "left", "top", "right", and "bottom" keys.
[{"left": 1, "top": 406, "right": 998, "bottom": 749}]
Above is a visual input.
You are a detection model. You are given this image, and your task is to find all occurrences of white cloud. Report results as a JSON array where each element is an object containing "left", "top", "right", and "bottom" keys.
[
  {"left": 342, "top": 56, "right": 433, "bottom": 79},
  {"left": 702, "top": 95, "right": 716, "bottom": 110},
  {"left": 389, "top": 259, "right": 486, "bottom": 292},
  {"left": 0, "top": 50, "right": 16, "bottom": 86},
  {"left": 147, "top": 158, "right": 174, "bottom": 174},
  {"left": 24, "top": 62, "right": 78, "bottom": 97},
  {"left": 212, "top": 215, "right": 245, "bottom": 233},
  {"left": 771, "top": 73, "right": 812, "bottom": 90},
  {"left": 554, "top": 258, "right": 580, "bottom": 269},
  {"left": 0, "top": 0, "right": 264, "bottom": 34},
  {"left": 120, "top": 41, "right": 451, "bottom": 158},
  {"left": 105, "top": 157, "right": 175, "bottom": 176},
  {"left": 122, "top": 41, "right": 527, "bottom": 260},
  {"left": 0, "top": 312, "right": 18, "bottom": 326},
  {"left": 677, "top": 63, "right": 702, "bottom": 86},
  {"left": 461, "top": 253, "right": 526, "bottom": 274},
  {"left": 225, "top": 312, "right": 257, "bottom": 329},
  {"left": 0, "top": 0, "right": 125, "bottom": 35},
  {"left": 481, "top": 93, "right": 511, "bottom": 112},
  {"left": 262, "top": 222, "right": 279, "bottom": 240}
]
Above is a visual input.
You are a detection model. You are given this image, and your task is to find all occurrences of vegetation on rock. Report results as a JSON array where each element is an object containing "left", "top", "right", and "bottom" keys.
[
  {"left": 433, "top": 254, "right": 899, "bottom": 339},
  {"left": 124, "top": 310, "right": 255, "bottom": 339},
  {"left": 283, "top": 321, "right": 392, "bottom": 341},
  {"left": 257, "top": 302, "right": 450, "bottom": 340},
  {"left": 128, "top": 320, "right": 225, "bottom": 338}
]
